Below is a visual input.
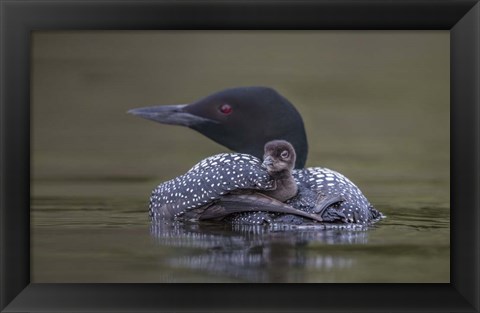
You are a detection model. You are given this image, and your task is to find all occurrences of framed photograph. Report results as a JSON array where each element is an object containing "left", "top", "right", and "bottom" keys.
[{"left": 1, "top": 0, "right": 478, "bottom": 312}]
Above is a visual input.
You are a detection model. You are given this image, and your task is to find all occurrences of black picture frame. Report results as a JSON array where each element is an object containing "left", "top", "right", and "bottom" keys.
[{"left": 1, "top": 0, "right": 479, "bottom": 312}]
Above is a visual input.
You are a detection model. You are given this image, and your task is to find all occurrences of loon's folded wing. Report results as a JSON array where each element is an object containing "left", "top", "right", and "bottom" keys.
[
  {"left": 226, "top": 193, "right": 345, "bottom": 225},
  {"left": 312, "top": 194, "right": 345, "bottom": 215},
  {"left": 180, "top": 193, "right": 325, "bottom": 223}
]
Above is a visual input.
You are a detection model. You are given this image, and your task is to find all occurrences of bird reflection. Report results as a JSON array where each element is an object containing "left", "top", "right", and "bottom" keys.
[{"left": 150, "top": 221, "right": 371, "bottom": 282}]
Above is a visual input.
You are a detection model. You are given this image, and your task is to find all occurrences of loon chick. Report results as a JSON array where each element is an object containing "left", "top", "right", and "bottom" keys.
[
  {"left": 260, "top": 140, "right": 298, "bottom": 202},
  {"left": 130, "top": 87, "right": 383, "bottom": 225},
  {"left": 149, "top": 141, "right": 337, "bottom": 223}
]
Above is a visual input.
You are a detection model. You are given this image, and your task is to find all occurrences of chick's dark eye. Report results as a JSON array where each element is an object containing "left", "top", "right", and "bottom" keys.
[
  {"left": 219, "top": 104, "right": 233, "bottom": 115},
  {"left": 280, "top": 150, "right": 289, "bottom": 158}
]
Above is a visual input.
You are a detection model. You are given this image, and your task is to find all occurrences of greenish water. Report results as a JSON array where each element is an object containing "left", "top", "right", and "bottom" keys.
[{"left": 31, "top": 31, "right": 449, "bottom": 283}]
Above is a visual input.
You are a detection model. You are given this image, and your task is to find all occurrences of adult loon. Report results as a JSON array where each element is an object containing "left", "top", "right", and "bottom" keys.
[
  {"left": 149, "top": 140, "right": 343, "bottom": 223},
  {"left": 130, "top": 87, "right": 383, "bottom": 225}
]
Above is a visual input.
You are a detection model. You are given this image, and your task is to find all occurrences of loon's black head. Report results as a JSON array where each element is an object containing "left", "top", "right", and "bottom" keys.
[
  {"left": 262, "top": 140, "right": 296, "bottom": 178},
  {"left": 128, "top": 86, "right": 308, "bottom": 169}
]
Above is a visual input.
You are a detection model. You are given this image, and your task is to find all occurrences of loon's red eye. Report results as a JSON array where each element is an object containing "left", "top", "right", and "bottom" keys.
[{"left": 219, "top": 104, "right": 233, "bottom": 115}]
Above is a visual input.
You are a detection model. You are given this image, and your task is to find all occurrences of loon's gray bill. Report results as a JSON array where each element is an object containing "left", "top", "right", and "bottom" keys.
[{"left": 128, "top": 104, "right": 214, "bottom": 127}]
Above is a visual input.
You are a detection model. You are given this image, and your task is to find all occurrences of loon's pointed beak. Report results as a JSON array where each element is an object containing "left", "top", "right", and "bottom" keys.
[
  {"left": 128, "top": 104, "right": 215, "bottom": 127},
  {"left": 262, "top": 156, "right": 274, "bottom": 169}
]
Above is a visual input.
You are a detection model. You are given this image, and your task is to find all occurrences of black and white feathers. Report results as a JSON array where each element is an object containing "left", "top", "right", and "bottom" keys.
[
  {"left": 149, "top": 153, "right": 273, "bottom": 219},
  {"left": 149, "top": 153, "right": 332, "bottom": 223},
  {"left": 149, "top": 152, "right": 381, "bottom": 225}
]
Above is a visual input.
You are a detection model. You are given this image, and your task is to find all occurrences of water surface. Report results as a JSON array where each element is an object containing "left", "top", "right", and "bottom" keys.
[{"left": 31, "top": 31, "right": 449, "bottom": 283}]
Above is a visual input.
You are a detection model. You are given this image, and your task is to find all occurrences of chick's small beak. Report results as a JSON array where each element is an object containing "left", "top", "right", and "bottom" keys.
[{"left": 262, "top": 156, "right": 274, "bottom": 169}]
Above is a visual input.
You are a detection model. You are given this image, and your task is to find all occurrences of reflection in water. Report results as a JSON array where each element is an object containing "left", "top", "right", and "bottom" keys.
[{"left": 150, "top": 221, "right": 369, "bottom": 282}]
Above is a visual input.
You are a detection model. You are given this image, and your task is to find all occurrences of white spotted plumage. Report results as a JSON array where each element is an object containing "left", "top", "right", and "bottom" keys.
[
  {"left": 150, "top": 154, "right": 381, "bottom": 225},
  {"left": 292, "top": 167, "right": 378, "bottom": 224},
  {"left": 149, "top": 153, "right": 274, "bottom": 218}
]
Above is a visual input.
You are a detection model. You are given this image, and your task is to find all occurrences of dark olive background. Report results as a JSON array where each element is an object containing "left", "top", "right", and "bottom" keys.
[{"left": 31, "top": 31, "right": 449, "bottom": 283}]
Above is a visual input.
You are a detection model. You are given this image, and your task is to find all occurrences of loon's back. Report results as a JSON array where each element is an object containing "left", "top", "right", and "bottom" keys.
[
  {"left": 149, "top": 153, "right": 331, "bottom": 223},
  {"left": 149, "top": 154, "right": 381, "bottom": 225},
  {"left": 149, "top": 153, "right": 273, "bottom": 220}
]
